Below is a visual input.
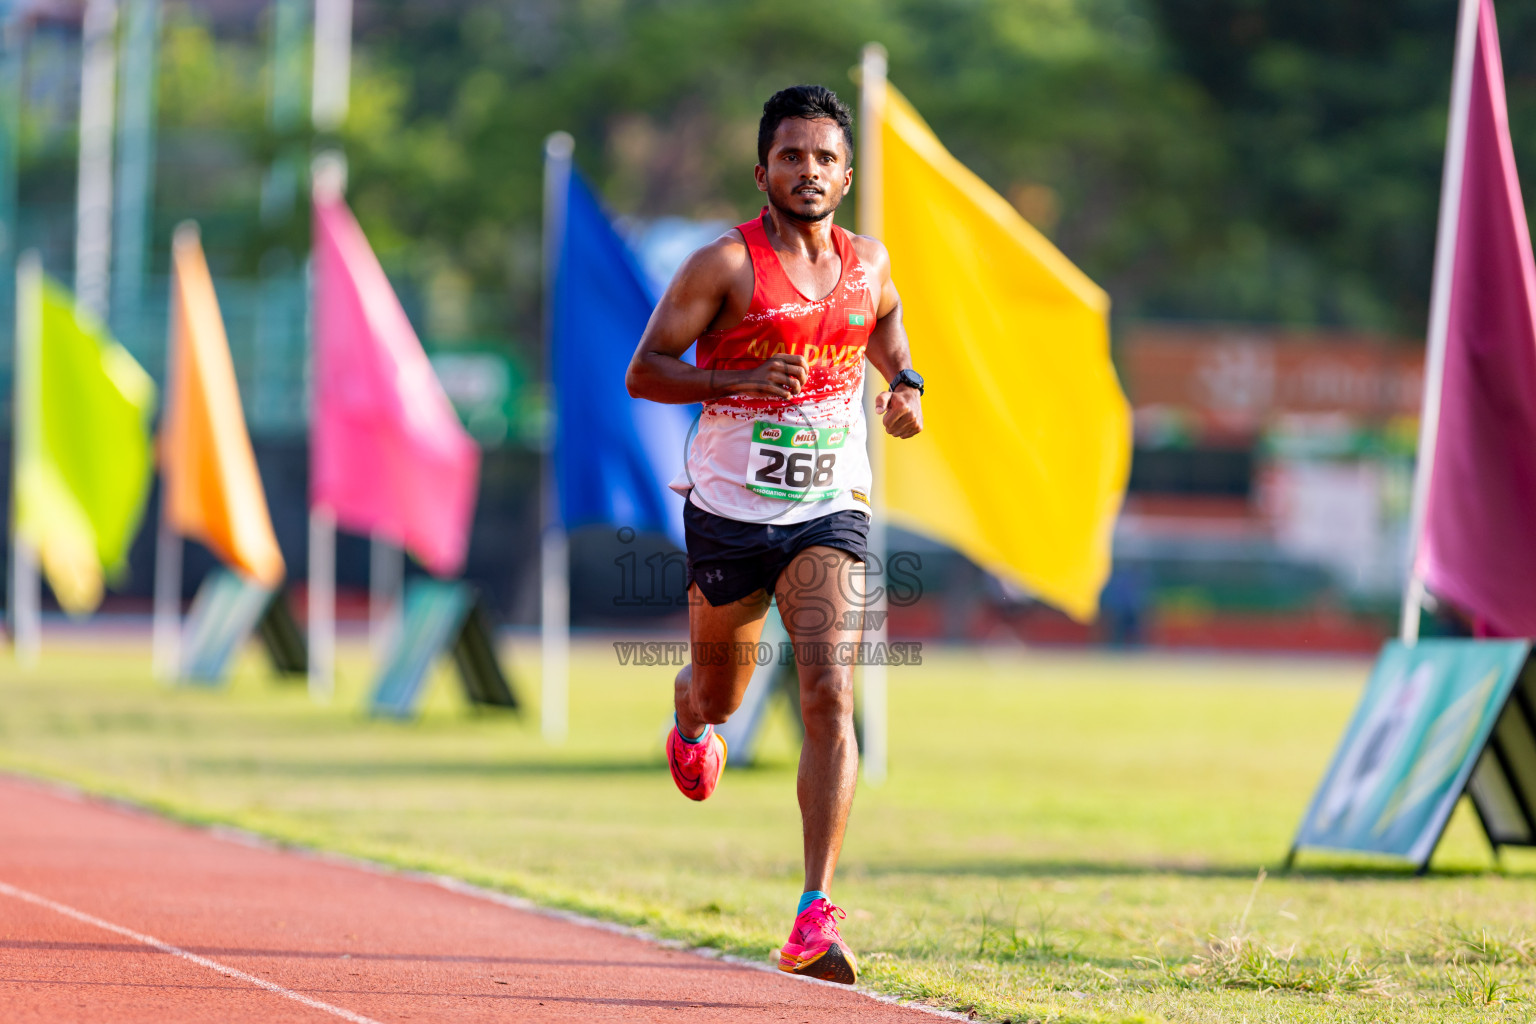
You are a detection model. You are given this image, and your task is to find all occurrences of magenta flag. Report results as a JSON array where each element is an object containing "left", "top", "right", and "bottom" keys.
[
  {"left": 1419, "top": 0, "right": 1536, "bottom": 636},
  {"left": 311, "top": 187, "right": 481, "bottom": 576}
]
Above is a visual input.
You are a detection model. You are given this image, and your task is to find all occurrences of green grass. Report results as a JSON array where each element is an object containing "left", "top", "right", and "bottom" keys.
[{"left": 3, "top": 637, "right": 1536, "bottom": 1023}]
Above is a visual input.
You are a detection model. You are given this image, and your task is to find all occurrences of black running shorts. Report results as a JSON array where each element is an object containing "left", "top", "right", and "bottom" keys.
[{"left": 683, "top": 500, "right": 870, "bottom": 607}]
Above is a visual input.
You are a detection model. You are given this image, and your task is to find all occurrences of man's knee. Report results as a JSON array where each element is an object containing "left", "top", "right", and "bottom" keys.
[
  {"left": 799, "top": 666, "right": 854, "bottom": 728},
  {"left": 694, "top": 689, "right": 738, "bottom": 724},
  {"left": 689, "top": 664, "right": 750, "bottom": 724}
]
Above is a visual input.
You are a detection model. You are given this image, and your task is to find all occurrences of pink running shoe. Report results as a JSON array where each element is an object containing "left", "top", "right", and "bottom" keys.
[
  {"left": 778, "top": 898, "right": 858, "bottom": 984},
  {"left": 666, "top": 724, "right": 727, "bottom": 801}
]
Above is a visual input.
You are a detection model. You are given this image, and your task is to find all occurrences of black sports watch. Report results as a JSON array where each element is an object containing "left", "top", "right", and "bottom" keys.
[{"left": 889, "top": 368, "right": 925, "bottom": 396}]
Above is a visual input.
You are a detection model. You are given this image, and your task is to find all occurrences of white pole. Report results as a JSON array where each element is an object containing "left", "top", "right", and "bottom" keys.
[
  {"left": 65, "top": 0, "right": 113, "bottom": 655},
  {"left": 11, "top": 250, "right": 40, "bottom": 666},
  {"left": 151, "top": 224, "right": 193, "bottom": 682},
  {"left": 540, "top": 526, "right": 568, "bottom": 741},
  {"left": 307, "top": 0, "right": 350, "bottom": 701},
  {"left": 540, "top": 131, "right": 573, "bottom": 743},
  {"left": 1400, "top": 0, "right": 1480, "bottom": 644},
  {"left": 151, "top": 519, "right": 181, "bottom": 679},
  {"left": 858, "top": 42, "right": 889, "bottom": 786},
  {"left": 369, "top": 534, "right": 403, "bottom": 659},
  {"left": 308, "top": 505, "right": 336, "bottom": 700},
  {"left": 75, "top": 0, "right": 117, "bottom": 320},
  {"left": 311, "top": 0, "right": 351, "bottom": 135},
  {"left": 308, "top": 153, "right": 344, "bottom": 701},
  {"left": 11, "top": 535, "right": 37, "bottom": 664}
]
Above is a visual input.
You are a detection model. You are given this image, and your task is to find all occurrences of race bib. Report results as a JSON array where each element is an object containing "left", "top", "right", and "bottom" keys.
[{"left": 744, "top": 421, "right": 848, "bottom": 501}]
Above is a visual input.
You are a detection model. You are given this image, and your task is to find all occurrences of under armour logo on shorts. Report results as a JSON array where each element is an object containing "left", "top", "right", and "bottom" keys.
[{"left": 705, "top": 569, "right": 725, "bottom": 583}]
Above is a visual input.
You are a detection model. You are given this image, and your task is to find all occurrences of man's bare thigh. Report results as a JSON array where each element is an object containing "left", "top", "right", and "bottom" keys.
[
  {"left": 687, "top": 582, "right": 772, "bottom": 696},
  {"left": 774, "top": 545, "right": 866, "bottom": 649}
]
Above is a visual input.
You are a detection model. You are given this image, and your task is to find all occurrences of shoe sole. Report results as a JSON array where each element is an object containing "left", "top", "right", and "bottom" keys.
[
  {"left": 778, "top": 943, "right": 857, "bottom": 985},
  {"left": 668, "top": 732, "right": 728, "bottom": 801}
]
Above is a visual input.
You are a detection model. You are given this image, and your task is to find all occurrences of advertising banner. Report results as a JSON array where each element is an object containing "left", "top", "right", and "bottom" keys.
[{"left": 1292, "top": 639, "right": 1530, "bottom": 867}]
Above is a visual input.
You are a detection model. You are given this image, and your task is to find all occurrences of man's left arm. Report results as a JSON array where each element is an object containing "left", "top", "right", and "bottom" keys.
[{"left": 863, "top": 240, "right": 922, "bottom": 439}]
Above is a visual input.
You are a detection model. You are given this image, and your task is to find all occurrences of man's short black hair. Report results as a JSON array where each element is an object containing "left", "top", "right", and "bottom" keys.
[{"left": 757, "top": 85, "right": 854, "bottom": 167}]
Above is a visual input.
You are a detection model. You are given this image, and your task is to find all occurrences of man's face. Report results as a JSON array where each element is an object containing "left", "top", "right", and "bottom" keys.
[{"left": 755, "top": 117, "right": 852, "bottom": 223}]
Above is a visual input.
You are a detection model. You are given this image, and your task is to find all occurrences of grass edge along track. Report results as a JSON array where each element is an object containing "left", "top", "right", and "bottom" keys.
[{"left": 3, "top": 643, "right": 1536, "bottom": 1023}]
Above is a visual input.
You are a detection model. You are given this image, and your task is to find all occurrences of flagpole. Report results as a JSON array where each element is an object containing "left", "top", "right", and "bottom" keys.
[
  {"left": 1400, "top": 0, "right": 1480, "bottom": 644},
  {"left": 308, "top": 156, "right": 345, "bottom": 702},
  {"left": 311, "top": 0, "right": 351, "bottom": 136},
  {"left": 75, "top": 0, "right": 116, "bottom": 322},
  {"left": 42, "top": 0, "right": 115, "bottom": 660},
  {"left": 540, "top": 131, "right": 573, "bottom": 743},
  {"left": 308, "top": 504, "right": 336, "bottom": 700},
  {"left": 151, "top": 515, "right": 181, "bottom": 679},
  {"left": 858, "top": 42, "right": 889, "bottom": 786},
  {"left": 11, "top": 250, "right": 39, "bottom": 666},
  {"left": 151, "top": 223, "right": 194, "bottom": 682},
  {"left": 308, "top": 0, "right": 350, "bottom": 700}
]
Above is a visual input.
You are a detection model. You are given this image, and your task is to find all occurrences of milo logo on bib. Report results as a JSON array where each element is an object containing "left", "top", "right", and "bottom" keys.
[{"left": 745, "top": 420, "right": 848, "bottom": 502}]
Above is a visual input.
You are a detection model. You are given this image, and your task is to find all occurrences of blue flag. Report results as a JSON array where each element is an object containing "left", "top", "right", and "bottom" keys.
[{"left": 553, "top": 169, "right": 694, "bottom": 547}]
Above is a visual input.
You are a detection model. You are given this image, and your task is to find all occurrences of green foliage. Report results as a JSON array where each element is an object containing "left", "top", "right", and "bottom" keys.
[
  {"left": 1186, "top": 935, "right": 1397, "bottom": 996},
  {"left": 1142, "top": 1, "right": 1451, "bottom": 331},
  {"left": 104, "top": 0, "right": 1226, "bottom": 348},
  {"left": 1446, "top": 962, "right": 1522, "bottom": 1008},
  {"left": 341, "top": 0, "right": 1220, "bottom": 344},
  {"left": 1147, "top": 1, "right": 1536, "bottom": 333},
  {"left": 36, "top": 2, "right": 1536, "bottom": 355}
]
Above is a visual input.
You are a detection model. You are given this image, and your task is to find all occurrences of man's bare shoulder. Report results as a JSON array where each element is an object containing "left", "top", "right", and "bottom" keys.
[
  {"left": 849, "top": 232, "right": 891, "bottom": 274},
  {"left": 671, "top": 229, "right": 751, "bottom": 291}
]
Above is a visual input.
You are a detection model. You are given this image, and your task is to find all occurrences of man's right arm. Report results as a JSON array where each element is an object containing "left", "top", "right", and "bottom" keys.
[{"left": 625, "top": 238, "right": 807, "bottom": 404}]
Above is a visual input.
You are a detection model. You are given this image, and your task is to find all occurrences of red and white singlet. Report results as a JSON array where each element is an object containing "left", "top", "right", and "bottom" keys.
[{"left": 670, "top": 210, "right": 878, "bottom": 524}]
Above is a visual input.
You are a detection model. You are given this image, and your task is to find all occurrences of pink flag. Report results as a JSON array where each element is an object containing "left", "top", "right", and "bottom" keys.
[
  {"left": 1419, "top": 0, "right": 1536, "bottom": 635},
  {"left": 311, "top": 181, "right": 480, "bottom": 577}
]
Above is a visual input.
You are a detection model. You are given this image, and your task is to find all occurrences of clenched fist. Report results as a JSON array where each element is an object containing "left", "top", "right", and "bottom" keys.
[
  {"left": 734, "top": 353, "right": 809, "bottom": 399},
  {"left": 875, "top": 386, "right": 922, "bottom": 439}
]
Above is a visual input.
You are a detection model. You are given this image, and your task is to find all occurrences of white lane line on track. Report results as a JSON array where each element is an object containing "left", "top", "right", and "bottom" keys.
[{"left": 0, "top": 879, "right": 385, "bottom": 1024}]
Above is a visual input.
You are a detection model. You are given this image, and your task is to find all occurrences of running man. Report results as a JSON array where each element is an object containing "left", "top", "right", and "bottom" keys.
[{"left": 625, "top": 85, "right": 923, "bottom": 984}]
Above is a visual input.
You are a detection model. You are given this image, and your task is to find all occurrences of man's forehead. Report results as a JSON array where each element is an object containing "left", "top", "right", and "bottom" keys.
[{"left": 771, "top": 117, "right": 846, "bottom": 153}]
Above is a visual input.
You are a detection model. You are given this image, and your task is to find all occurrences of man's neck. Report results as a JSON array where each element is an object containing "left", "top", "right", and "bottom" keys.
[{"left": 763, "top": 204, "right": 837, "bottom": 259}]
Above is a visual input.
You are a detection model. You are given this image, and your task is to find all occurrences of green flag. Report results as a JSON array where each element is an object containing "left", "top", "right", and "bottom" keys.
[{"left": 15, "top": 272, "right": 156, "bottom": 613}]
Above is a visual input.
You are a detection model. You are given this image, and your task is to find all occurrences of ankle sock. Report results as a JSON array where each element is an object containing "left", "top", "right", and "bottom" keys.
[
  {"left": 674, "top": 714, "right": 709, "bottom": 744},
  {"left": 797, "top": 890, "right": 828, "bottom": 916}
]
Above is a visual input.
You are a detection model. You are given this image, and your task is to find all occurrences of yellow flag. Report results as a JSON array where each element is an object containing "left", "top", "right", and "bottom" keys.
[
  {"left": 877, "top": 86, "right": 1131, "bottom": 620},
  {"left": 14, "top": 260, "right": 157, "bottom": 614},
  {"left": 160, "top": 225, "right": 285, "bottom": 587}
]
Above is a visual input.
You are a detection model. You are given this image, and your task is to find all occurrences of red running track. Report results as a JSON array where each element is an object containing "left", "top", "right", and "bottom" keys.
[{"left": 0, "top": 776, "right": 947, "bottom": 1023}]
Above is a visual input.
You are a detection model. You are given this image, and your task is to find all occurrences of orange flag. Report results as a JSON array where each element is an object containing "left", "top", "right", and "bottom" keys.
[{"left": 160, "top": 224, "right": 285, "bottom": 586}]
